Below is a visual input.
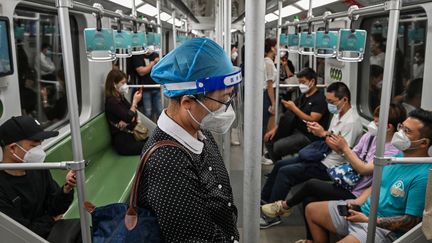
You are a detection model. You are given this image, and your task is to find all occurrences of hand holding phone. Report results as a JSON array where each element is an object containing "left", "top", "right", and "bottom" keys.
[{"left": 337, "top": 204, "right": 362, "bottom": 217}]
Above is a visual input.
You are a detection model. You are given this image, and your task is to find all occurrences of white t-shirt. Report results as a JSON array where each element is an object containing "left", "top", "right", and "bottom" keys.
[
  {"left": 413, "top": 63, "right": 424, "bottom": 79},
  {"left": 370, "top": 52, "right": 385, "bottom": 68},
  {"left": 321, "top": 108, "right": 363, "bottom": 168},
  {"left": 264, "top": 57, "right": 277, "bottom": 89}
]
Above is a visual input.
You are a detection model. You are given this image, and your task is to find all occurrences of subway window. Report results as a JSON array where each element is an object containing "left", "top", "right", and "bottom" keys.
[
  {"left": 358, "top": 10, "right": 426, "bottom": 118},
  {"left": 13, "top": 8, "right": 82, "bottom": 129}
]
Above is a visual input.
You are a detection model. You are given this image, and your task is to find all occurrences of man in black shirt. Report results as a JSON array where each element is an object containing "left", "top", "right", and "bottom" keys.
[
  {"left": 263, "top": 68, "right": 329, "bottom": 164},
  {"left": 130, "top": 52, "right": 161, "bottom": 121},
  {"left": 0, "top": 116, "right": 76, "bottom": 240}
]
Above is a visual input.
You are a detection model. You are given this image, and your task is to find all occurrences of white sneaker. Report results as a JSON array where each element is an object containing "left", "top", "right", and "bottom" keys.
[{"left": 261, "top": 155, "right": 273, "bottom": 165}]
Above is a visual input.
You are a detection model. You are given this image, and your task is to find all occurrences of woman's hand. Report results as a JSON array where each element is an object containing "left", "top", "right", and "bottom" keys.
[{"left": 132, "top": 87, "right": 143, "bottom": 106}]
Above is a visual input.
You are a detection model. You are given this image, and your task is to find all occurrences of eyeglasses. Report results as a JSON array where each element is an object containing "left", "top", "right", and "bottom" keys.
[
  {"left": 397, "top": 123, "right": 412, "bottom": 134},
  {"left": 202, "top": 92, "right": 237, "bottom": 112}
]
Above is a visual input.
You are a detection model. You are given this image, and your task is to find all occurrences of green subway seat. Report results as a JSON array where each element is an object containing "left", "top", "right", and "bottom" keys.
[{"left": 45, "top": 113, "right": 140, "bottom": 218}]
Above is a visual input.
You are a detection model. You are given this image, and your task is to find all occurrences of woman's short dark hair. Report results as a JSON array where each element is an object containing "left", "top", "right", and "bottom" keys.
[
  {"left": 373, "top": 103, "right": 407, "bottom": 130},
  {"left": 326, "top": 82, "right": 351, "bottom": 103},
  {"left": 264, "top": 38, "right": 277, "bottom": 54},
  {"left": 296, "top": 67, "right": 317, "bottom": 85}
]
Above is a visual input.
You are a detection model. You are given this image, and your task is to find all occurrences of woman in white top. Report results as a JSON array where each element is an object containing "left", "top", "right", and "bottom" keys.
[{"left": 263, "top": 38, "right": 277, "bottom": 138}]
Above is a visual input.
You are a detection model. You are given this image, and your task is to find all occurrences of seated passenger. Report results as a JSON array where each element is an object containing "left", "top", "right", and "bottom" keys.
[
  {"left": 263, "top": 68, "right": 329, "bottom": 165},
  {"left": 306, "top": 109, "right": 432, "bottom": 243},
  {"left": 260, "top": 104, "right": 405, "bottom": 237},
  {"left": 41, "top": 70, "right": 67, "bottom": 122},
  {"left": 260, "top": 82, "right": 363, "bottom": 227},
  {"left": 137, "top": 38, "right": 240, "bottom": 242},
  {"left": 402, "top": 78, "right": 423, "bottom": 114},
  {"left": 0, "top": 116, "right": 78, "bottom": 240},
  {"left": 104, "top": 69, "right": 146, "bottom": 155}
]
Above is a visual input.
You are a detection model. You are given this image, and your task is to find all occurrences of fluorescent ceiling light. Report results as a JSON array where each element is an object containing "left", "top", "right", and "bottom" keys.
[
  {"left": 265, "top": 13, "right": 279, "bottom": 22},
  {"left": 275, "top": 5, "right": 302, "bottom": 18},
  {"left": 295, "top": 0, "right": 339, "bottom": 10},
  {"left": 159, "top": 12, "right": 171, "bottom": 21},
  {"left": 167, "top": 18, "right": 182, "bottom": 27},
  {"left": 137, "top": 4, "right": 158, "bottom": 17}
]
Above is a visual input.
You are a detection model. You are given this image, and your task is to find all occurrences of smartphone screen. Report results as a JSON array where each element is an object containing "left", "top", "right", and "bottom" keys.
[{"left": 337, "top": 204, "right": 350, "bottom": 216}]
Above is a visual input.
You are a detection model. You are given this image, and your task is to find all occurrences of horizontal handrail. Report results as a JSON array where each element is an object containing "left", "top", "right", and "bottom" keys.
[
  {"left": 279, "top": 84, "right": 327, "bottom": 88},
  {"left": 127, "top": 84, "right": 161, "bottom": 88},
  {"left": 375, "top": 156, "right": 432, "bottom": 166},
  {"left": 0, "top": 160, "right": 86, "bottom": 171}
]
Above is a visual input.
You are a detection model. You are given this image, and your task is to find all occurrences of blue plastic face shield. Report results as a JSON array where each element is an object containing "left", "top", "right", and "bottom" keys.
[
  {"left": 151, "top": 38, "right": 243, "bottom": 97},
  {"left": 162, "top": 67, "right": 242, "bottom": 97}
]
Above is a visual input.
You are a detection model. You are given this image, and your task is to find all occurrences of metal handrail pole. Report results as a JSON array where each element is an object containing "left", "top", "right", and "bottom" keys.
[
  {"left": 56, "top": 1, "right": 91, "bottom": 242},
  {"left": 243, "top": 0, "right": 265, "bottom": 241},
  {"left": 274, "top": 0, "right": 282, "bottom": 125},
  {"left": 279, "top": 84, "right": 327, "bottom": 88},
  {"left": 0, "top": 162, "right": 68, "bottom": 170},
  {"left": 223, "top": 0, "right": 232, "bottom": 172},
  {"left": 156, "top": 0, "right": 165, "bottom": 109},
  {"left": 366, "top": 1, "right": 401, "bottom": 243},
  {"left": 172, "top": 9, "right": 177, "bottom": 49},
  {"left": 127, "top": 84, "right": 161, "bottom": 88},
  {"left": 282, "top": 3, "right": 386, "bottom": 27}
]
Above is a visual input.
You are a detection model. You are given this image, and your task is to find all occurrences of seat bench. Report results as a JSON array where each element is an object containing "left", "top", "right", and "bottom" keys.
[{"left": 45, "top": 113, "right": 141, "bottom": 218}]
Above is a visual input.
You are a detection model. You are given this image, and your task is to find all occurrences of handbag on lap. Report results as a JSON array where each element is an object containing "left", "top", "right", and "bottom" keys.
[
  {"left": 85, "top": 140, "right": 189, "bottom": 243},
  {"left": 298, "top": 140, "right": 331, "bottom": 163},
  {"left": 327, "top": 135, "right": 374, "bottom": 191}
]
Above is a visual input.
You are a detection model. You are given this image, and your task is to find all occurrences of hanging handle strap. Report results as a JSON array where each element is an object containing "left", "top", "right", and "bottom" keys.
[{"left": 124, "top": 140, "right": 191, "bottom": 230}]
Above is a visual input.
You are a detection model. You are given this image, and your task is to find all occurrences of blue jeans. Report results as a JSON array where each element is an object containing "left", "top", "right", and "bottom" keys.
[
  {"left": 261, "top": 156, "right": 330, "bottom": 202},
  {"left": 142, "top": 89, "right": 162, "bottom": 120}
]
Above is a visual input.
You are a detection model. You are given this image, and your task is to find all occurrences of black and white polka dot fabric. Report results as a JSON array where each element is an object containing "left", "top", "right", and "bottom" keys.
[{"left": 137, "top": 127, "right": 239, "bottom": 242}]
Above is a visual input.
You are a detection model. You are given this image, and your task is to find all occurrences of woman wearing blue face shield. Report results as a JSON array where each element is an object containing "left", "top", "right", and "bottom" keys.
[{"left": 136, "top": 38, "right": 241, "bottom": 242}]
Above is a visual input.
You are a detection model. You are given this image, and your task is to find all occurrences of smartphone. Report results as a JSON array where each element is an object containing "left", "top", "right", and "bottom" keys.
[
  {"left": 337, "top": 204, "right": 350, "bottom": 216},
  {"left": 337, "top": 204, "right": 362, "bottom": 217}
]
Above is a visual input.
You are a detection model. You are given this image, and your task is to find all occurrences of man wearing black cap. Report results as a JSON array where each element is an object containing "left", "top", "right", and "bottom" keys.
[{"left": 0, "top": 116, "right": 77, "bottom": 240}]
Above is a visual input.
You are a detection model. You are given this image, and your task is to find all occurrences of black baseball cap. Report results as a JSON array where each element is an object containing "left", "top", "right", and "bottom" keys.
[{"left": 0, "top": 116, "right": 59, "bottom": 146}]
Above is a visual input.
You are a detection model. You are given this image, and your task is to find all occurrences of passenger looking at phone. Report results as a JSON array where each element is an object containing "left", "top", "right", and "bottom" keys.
[
  {"left": 306, "top": 109, "right": 432, "bottom": 243},
  {"left": 260, "top": 82, "right": 363, "bottom": 228},
  {"left": 0, "top": 116, "right": 79, "bottom": 241},
  {"left": 263, "top": 67, "right": 330, "bottom": 165},
  {"left": 260, "top": 104, "right": 405, "bottom": 238},
  {"left": 105, "top": 69, "right": 147, "bottom": 155}
]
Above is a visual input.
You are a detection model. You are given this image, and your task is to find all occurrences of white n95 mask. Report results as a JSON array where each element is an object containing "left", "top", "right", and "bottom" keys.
[
  {"left": 299, "top": 84, "right": 310, "bottom": 94},
  {"left": 188, "top": 102, "right": 236, "bottom": 134},
  {"left": 14, "top": 144, "right": 47, "bottom": 163},
  {"left": 118, "top": 83, "right": 129, "bottom": 95},
  {"left": 367, "top": 121, "right": 378, "bottom": 136}
]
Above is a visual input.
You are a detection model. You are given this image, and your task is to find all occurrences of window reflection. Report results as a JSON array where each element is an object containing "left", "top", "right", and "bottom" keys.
[
  {"left": 14, "top": 9, "right": 81, "bottom": 129},
  {"left": 359, "top": 12, "right": 425, "bottom": 118}
]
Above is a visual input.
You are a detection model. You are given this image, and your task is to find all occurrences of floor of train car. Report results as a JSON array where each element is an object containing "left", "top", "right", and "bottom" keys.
[{"left": 229, "top": 140, "right": 307, "bottom": 242}]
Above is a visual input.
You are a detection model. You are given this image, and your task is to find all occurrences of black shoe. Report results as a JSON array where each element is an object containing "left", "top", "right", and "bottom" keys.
[{"left": 259, "top": 216, "right": 281, "bottom": 229}]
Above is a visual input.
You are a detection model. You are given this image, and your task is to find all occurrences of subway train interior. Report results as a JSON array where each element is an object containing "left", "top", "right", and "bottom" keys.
[{"left": 0, "top": 0, "right": 431, "bottom": 242}]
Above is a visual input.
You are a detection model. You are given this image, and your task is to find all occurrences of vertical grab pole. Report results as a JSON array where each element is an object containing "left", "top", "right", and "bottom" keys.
[
  {"left": 172, "top": 9, "right": 177, "bottom": 49},
  {"left": 223, "top": 0, "right": 232, "bottom": 172},
  {"left": 156, "top": 0, "right": 165, "bottom": 109},
  {"left": 56, "top": 0, "right": 91, "bottom": 243},
  {"left": 274, "top": 0, "right": 282, "bottom": 125},
  {"left": 243, "top": 0, "right": 265, "bottom": 241},
  {"left": 366, "top": 1, "right": 401, "bottom": 243}
]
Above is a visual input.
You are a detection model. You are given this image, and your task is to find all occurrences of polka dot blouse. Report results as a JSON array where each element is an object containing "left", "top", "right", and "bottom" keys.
[{"left": 137, "top": 127, "right": 239, "bottom": 242}]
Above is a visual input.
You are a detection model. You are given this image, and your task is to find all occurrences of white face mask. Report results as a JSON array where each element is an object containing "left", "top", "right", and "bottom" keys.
[
  {"left": 367, "top": 121, "right": 378, "bottom": 136},
  {"left": 391, "top": 130, "right": 411, "bottom": 151},
  {"left": 117, "top": 83, "right": 129, "bottom": 95},
  {"left": 188, "top": 101, "right": 236, "bottom": 134},
  {"left": 231, "top": 51, "right": 238, "bottom": 61},
  {"left": 13, "top": 144, "right": 46, "bottom": 163},
  {"left": 299, "top": 84, "right": 310, "bottom": 94}
]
